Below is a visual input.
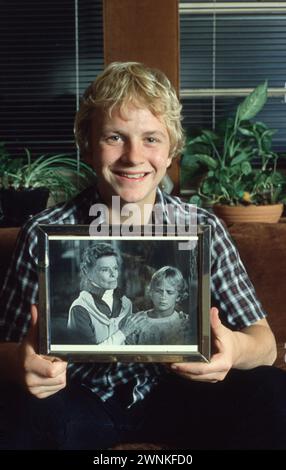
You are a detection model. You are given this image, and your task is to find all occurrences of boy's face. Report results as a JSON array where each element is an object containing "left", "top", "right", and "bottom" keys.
[
  {"left": 88, "top": 255, "right": 119, "bottom": 290},
  {"left": 89, "top": 105, "right": 172, "bottom": 207},
  {"left": 151, "top": 278, "right": 179, "bottom": 314}
]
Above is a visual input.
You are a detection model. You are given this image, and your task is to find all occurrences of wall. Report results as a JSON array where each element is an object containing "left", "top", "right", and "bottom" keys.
[{"left": 103, "top": 0, "right": 180, "bottom": 193}]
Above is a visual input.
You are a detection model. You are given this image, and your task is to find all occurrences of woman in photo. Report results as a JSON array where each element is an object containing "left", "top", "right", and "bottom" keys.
[{"left": 67, "top": 242, "right": 144, "bottom": 345}]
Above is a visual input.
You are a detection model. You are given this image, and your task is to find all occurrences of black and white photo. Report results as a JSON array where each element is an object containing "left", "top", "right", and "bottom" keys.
[{"left": 38, "top": 225, "right": 210, "bottom": 362}]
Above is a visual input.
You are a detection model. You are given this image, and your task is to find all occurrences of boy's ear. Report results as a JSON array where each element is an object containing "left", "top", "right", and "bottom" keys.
[{"left": 167, "top": 155, "right": 173, "bottom": 168}]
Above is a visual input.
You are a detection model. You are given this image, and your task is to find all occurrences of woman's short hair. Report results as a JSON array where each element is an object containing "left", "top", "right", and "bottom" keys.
[
  {"left": 149, "top": 266, "right": 188, "bottom": 302},
  {"left": 80, "top": 242, "right": 121, "bottom": 290},
  {"left": 74, "top": 61, "right": 185, "bottom": 160}
]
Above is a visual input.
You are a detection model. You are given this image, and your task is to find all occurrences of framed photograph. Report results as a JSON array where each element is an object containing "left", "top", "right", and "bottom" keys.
[{"left": 38, "top": 225, "right": 211, "bottom": 363}]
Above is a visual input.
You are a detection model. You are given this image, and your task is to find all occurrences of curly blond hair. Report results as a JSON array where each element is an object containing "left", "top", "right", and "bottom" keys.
[{"left": 74, "top": 61, "right": 185, "bottom": 159}]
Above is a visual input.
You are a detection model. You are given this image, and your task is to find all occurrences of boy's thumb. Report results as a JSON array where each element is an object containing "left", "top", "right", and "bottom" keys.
[
  {"left": 210, "top": 307, "right": 221, "bottom": 330},
  {"left": 26, "top": 304, "right": 39, "bottom": 351}
]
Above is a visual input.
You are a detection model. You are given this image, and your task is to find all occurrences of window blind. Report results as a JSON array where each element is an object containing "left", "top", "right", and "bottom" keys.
[
  {"left": 0, "top": 0, "right": 103, "bottom": 159},
  {"left": 180, "top": 1, "right": 286, "bottom": 156}
]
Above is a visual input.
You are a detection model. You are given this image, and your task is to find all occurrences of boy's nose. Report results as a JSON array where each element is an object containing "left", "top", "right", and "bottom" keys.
[{"left": 121, "top": 141, "right": 144, "bottom": 165}]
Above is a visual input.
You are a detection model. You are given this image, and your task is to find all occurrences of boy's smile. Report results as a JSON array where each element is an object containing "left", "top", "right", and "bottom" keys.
[{"left": 89, "top": 105, "right": 172, "bottom": 208}]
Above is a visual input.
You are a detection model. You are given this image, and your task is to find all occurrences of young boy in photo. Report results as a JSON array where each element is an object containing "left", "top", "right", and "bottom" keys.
[{"left": 131, "top": 266, "right": 190, "bottom": 345}]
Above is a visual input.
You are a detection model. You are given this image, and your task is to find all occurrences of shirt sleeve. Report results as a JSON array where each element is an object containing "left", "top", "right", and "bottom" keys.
[
  {"left": 209, "top": 214, "right": 266, "bottom": 329},
  {"left": 0, "top": 220, "right": 39, "bottom": 342},
  {"left": 68, "top": 306, "right": 98, "bottom": 344}
]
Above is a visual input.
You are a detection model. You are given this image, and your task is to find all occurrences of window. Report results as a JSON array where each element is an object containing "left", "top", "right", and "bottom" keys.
[
  {"left": 180, "top": 1, "right": 286, "bottom": 192},
  {"left": 0, "top": 0, "right": 104, "bottom": 159}
]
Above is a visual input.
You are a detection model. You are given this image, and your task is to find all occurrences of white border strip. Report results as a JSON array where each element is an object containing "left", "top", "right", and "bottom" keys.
[
  {"left": 180, "top": 88, "right": 286, "bottom": 98},
  {"left": 49, "top": 235, "right": 199, "bottom": 241},
  {"left": 51, "top": 344, "right": 198, "bottom": 352},
  {"left": 180, "top": 2, "right": 286, "bottom": 14}
]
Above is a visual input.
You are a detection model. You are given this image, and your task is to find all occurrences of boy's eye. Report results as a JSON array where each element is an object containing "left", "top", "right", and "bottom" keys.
[
  {"left": 154, "top": 288, "right": 176, "bottom": 295},
  {"left": 106, "top": 135, "right": 122, "bottom": 143},
  {"left": 146, "top": 136, "right": 158, "bottom": 143}
]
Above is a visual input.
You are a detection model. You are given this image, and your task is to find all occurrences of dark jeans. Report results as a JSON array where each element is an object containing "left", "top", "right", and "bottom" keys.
[{"left": 1, "top": 366, "right": 286, "bottom": 450}]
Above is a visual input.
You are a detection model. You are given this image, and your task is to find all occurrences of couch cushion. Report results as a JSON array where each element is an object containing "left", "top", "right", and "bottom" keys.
[
  {"left": 276, "top": 342, "right": 286, "bottom": 370},
  {"left": 228, "top": 221, "right": 286, "bottom": 370},
  {"left": 228, "top": 222, "right": 286, "bottom": 343},
  {"left": 0, "top": 227, "right": 20, "bottom": 287}
]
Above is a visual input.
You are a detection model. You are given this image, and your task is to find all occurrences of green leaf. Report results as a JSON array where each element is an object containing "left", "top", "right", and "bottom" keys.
[
  {"left": 254, "top": 121, "right": 268, "bottom": 132},
  {"left": 0, "top": 147, "right": 96, "bottom": 200},
  {"left": 230, "top": 152, "right": 249, "bottom": 166},
  {"left": 238, "top": 127, "right": 255, "bottom": 137},
  {"left": 180, "top": 156, "right": 201, "bottom": 171},
  {"left": 241, "top": 161, "right": 252, "bottom": 175},
  {"left": 260, "top": 129, "right": 276, "bottom": 152},
  {"left": 189, "top": 195, "right": 202, "bottom": 206},
  {"left": 261, "top": 128, "right": 276, "bottom": 138},
  {"left": 237, "top": 81, "right": 268, "bottom": 121},
  {"left": 201, "top": 130, "right": 218, "bottom": 142},
  {"left": 202, "top": 179, "right": 214, "bottom": 194},
  {"left": 191, "top": 154, "right": 218, "bottom": 170},
  {"left": 187, "top": 136, "right": 210, "bottom": 147}
]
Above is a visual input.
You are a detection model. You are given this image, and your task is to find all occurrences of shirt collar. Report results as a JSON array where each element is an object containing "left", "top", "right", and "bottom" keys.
[{"left": 80, "top": 184, "right": 185, "bottom": 227}]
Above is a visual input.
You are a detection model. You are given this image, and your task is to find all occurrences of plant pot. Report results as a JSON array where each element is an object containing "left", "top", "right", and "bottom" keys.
[
  {"left": 0, "top": 187, "right": 50, "bottom": 227},
  {"left": 213, "top": 203, "right": 284, "bottom": 225}
]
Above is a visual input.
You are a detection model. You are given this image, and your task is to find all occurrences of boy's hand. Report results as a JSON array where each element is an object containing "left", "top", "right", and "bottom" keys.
[
  {"left": 169, "top": 307, "right": 235, "bottom": 383},
  {"left": 18, "top": 304, "right": 68, "bottom": 399}
]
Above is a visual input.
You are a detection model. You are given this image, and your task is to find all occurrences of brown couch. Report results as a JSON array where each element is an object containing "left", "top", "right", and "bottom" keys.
[
  {"left": 0, "top": 222, "right": 285, "bottom": 450},
  {"left": 228, "top": 221, "right": 286, "bottom": 370},
  {"left": 0, "top": 222, "right": 285, "bottom": 370}
]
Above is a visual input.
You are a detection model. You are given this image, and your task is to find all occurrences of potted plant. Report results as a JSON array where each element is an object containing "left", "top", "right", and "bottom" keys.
[
  {"left": 0, "top": 145, "right": 96, "bottom": 226},
  {"left": 183, "top": 81, "right": 286, "bottom": 224}
]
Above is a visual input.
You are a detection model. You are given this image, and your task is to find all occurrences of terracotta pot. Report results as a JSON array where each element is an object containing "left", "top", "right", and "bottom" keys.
[{"left": 213, "top": 203, "right": 284, "bottom": 225}]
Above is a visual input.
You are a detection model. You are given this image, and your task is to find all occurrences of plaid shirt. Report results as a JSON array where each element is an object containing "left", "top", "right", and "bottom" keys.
[{"left": 0, "top": 185, "right": 266, "bottom": 406}]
